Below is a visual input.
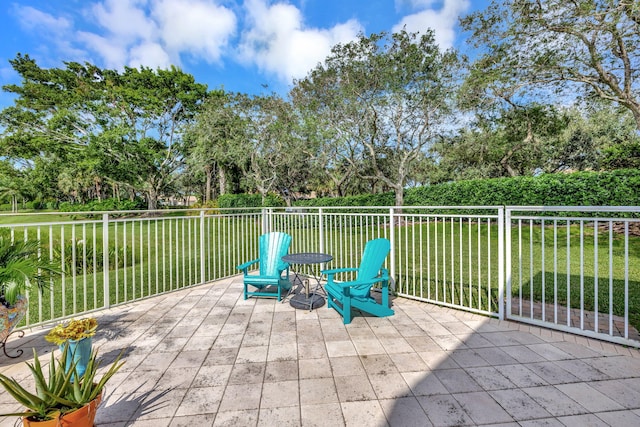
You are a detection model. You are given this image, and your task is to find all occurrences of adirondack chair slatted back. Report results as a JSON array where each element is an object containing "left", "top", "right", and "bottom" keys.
[
  {"left": 352, "top": 238, "right": 390, "bottom": 298},
  {"left": 260, "top": 232, "right": 291, "bottom": 276}
]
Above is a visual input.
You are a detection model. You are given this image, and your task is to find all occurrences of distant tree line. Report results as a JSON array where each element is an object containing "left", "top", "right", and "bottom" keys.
[{"left": 1, "top": 0, "right": 638, "bottom": 211}]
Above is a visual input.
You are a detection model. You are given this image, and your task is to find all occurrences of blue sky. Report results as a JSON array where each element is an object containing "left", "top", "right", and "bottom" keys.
[{"left": 0, "top": 0, "right": 487, "bottom": 107}]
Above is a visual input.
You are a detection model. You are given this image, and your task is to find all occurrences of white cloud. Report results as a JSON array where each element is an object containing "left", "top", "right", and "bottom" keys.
[
  {"left": 78, "top": 0, "right": 236, "bottom": 69},
  {"left": 153, "top": 0, "right": 236, "bottom": 63},
  {"left": 90, "top": 0, "right": 157, "bottom": 43},
  {"left": 393, "top": 0, "right": 470, "bottom": 49},
  {"left": 13, "top": 5, "right": 73, "bottom": 33},
  {"left": 129, "top": 41, "right": 172, "bottom": 68},
  {"left": 238, "top": 0, "right": 362, "bottom": 83},
  {"left": 12, "top": 5, "right": 86, "bottom": 61},
  {"left": 76, "top": 31, "right": 128, "bottom": 68}
]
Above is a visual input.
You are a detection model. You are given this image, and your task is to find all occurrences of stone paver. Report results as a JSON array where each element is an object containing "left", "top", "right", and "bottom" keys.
[{"left": 0, "top": 277, "right": 639, "bottom": 427}]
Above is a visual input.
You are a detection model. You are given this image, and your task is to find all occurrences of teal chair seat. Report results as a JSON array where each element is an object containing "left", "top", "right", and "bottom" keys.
[
  {"left": 237, "top": 232, "right": 292, "bottom": 301},
  {"left": 322, "top": 238, "right": 394, "bottom": 324}
]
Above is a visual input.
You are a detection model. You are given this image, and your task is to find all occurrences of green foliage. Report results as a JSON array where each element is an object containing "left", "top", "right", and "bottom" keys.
[
  {"left": 217, "top": 193, "right": 285, "bottom": 209},
  {"left": 293, "top": 169, "right": 640, "bottom": 210},
  {"left": 461, "top": 0, "right": 640, "bottom": 131},
  {"left": 0, "top": 348, "right": 72, "bottom": 420},
  {"left": 58, "top": 198, "right": 146, "bottom": 212},
  {"left": 602, "top": 141, "right": 640, "bottom": 169},
  {"left": 1, "top": 56, "right": 208, "bottom": 210},
  {"left": 0, "top": 233, "right": 59, "bottom": 306},
  {"left": 0, "top": 344, "right": 124, "bottom": 421},
  {"left": 295, "top": 193, "right": 394, "bottom": 211},
  {"left": 291, "top": 29, "right": 461, "bottom": 205},
  {"left": 406, "top": 169, "right": 640, "bottom": 208}
]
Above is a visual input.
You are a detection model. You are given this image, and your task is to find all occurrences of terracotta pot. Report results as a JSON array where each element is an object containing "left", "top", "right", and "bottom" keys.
[
  {"left": 60, "top": 393, "right": 102, "bottom": 427},
  {"left": 22, "top": 414, "right": 61, "bottom": 427},
  {"left": 22, "top": 393, "right": 102, "bottom": 427}
]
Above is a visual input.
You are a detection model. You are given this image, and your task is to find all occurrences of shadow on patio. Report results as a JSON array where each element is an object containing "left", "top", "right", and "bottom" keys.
[{"left": 1, "top": 276, "right": 640, "bottom": 426}]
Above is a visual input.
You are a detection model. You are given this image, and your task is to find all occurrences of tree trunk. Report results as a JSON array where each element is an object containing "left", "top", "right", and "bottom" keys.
[
  {"left": 147, "top": 187, "right": 158, "bottom": 210},
  {"left": 218, "top": 167, "right": 227, "bottom": 196},
  {"left": 204, "top": 165, "right": 212, "bottom": 203}
]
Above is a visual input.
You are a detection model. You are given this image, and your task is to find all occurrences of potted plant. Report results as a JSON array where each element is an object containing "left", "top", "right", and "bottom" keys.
[
  {"left": 45, "top": 318, "right": 98, "bottom": 379},
  {"left": 0, "top": 235, "right": 59, "bottom": 357},
  {"left": 0, "top": 343, "right": 124, "bottom": 426}
]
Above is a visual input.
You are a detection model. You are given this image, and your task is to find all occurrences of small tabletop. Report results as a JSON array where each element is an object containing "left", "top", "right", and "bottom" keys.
[{"left": 282, "top": 252, "right": 333, "bottom": 265}]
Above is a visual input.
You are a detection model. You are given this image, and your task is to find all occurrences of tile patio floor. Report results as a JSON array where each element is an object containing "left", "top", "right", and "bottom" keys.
[{"left": 1, "top": 277, "right": 640, "bottom": 427}]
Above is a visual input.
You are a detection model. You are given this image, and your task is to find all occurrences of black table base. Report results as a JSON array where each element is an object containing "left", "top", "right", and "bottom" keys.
[{"left": 290, "top": 292, "right": 325, "bottom": 310}]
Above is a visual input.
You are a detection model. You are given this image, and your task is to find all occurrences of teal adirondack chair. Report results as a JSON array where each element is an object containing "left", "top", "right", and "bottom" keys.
[
  {"left": 322, "top": 238, "right": 394, "bottom": 324},
  {"left": 237, "top": 232, "right": 292, "bottom": 301}
]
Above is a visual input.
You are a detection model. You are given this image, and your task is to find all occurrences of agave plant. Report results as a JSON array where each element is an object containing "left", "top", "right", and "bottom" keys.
[
  {"left": 0, "top": 343, "right": 125, "bottom": 421},
  {"left": 0, "top": 346, "right": 75, "bottom": 420},
  {"left": 0, "top": 234, "right": 59, "bottom": 308}
]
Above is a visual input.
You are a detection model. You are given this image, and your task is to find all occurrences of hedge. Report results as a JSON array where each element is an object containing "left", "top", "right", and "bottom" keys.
[{"left": 293, "top": 169, "right": 640, "bottom": 209}]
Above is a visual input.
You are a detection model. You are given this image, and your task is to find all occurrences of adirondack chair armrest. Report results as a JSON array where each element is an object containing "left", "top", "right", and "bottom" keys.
[
  {"left": 321, "top": 267, "right": 358, "bottom": 275},
  {"left": 237, "top": 258, "right": 259, "bottom": 273},
  {"left": 335, "top": 275, "right": 388, "bottom": 289}
]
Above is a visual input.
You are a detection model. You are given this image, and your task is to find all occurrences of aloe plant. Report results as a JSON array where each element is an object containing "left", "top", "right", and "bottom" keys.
[
  {"left": 0, "top": 346, "right": 74, "bottom": 420},
  {"left": 0, "top": 343, "right": 124, "bottom": 421}
]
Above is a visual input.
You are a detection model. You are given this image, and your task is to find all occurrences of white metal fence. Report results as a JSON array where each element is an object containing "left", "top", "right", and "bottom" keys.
[
  {"left": 3, "top": 206, "right": 639, "bottom": 348},
  {"left": 505, "top": 206, "right": 640, "bottom": 347}
]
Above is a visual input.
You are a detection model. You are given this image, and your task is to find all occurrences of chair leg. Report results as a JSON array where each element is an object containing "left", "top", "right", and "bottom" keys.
[{"left": 343, "top": 297, "right": 352, "bottom": 324}]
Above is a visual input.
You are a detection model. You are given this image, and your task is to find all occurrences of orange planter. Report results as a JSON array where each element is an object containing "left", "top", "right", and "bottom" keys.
[
  {"left": 22, "top": 414, "right": 60, "bottom": 427},
  {"left": 22, "top": 393, "right": 102, "bottom": 427}
]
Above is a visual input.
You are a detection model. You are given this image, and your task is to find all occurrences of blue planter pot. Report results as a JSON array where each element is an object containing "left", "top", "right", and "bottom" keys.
[{"left": 61, "top": 337, "right": 92, "bottom": 380}]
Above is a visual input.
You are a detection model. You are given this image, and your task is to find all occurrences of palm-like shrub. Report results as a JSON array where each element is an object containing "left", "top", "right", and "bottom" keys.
[{"left": 0, "top": 234, "right": 58, "bottom": 307}]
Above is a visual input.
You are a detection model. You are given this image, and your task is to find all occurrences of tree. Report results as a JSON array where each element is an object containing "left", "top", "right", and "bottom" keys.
[
  {"left": 241, "top": 94, "right": 310, "bottom": 206},
  {"left": 186, "top": 91, "right": 250, "bottom": 202},
  {"left": 462, "top": 0, "right": 640, "bottom": 130},
  {"left": 0, "top": 55, "right": 207, "bottom": 210},
  {"left": 291, "top": 30, "right": 461, "bottom": 206},
  {"left": 94, "top": 66, "right": 208, "bottom": 210},
  {"left": 0, "top": 164, "right": 31, "bottom": 212},
  {"left": 435, "top": 104, "right": 569, "bottom": 180}
]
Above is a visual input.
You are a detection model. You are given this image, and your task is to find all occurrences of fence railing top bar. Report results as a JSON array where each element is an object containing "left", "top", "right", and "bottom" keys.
[
  {"left": 510, "top": 214, "right": 640, "bottom": 223},
  {"left": 0, "top": 206, "right": 274, "bottom": 218},
  {"left": 275, "top": 205, "right": 503, "bottom": 211},
  {"left": 408, "top": 213, "right": 499, "bottom": 219},
  {"left": 0, "top": 219, "right": 102, "bottom": 228},
  {"left": 506, "top": 205, "right": 640, "bottom": 213}
]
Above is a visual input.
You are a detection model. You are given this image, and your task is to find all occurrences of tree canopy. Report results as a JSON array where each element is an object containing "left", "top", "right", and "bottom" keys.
[
  {"left": 292, "top": 30, "right": 461, "bottom": 206},
  {"left": 461, "top": 0, "right": 640, "bottom": 130},
  {"left": 1, "top": 12, "right": 639, "bottom": 210},
  {"left": 1, "top": 55, "right": 207, "bottom": 209}
]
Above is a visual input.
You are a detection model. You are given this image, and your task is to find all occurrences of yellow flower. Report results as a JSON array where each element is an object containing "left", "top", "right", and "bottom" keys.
[{"left": 44, "top": 318, "right": 98, "bottom": 346}]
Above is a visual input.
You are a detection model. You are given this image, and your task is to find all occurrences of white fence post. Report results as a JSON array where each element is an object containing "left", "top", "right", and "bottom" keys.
[
  {"left": 102, "top": 213, "right": 110, "bottom": 309},
  {"left": 498, "top": 207, "right": 505, "bottom": 320},
  {"left": 318, "top": 208, "right": 325, "bottom": 253},
  {"left": 262, "top": 208, "right": 269, "bottom": 234},
  {"left": 504, "top": 207, "right": 512, "bottom": 322},
  {"left": 389, "top": 207, "right": 396, "bottom": 291},
  {"left": 200, "top": 210, "right": 206, "bottom": 284}
]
